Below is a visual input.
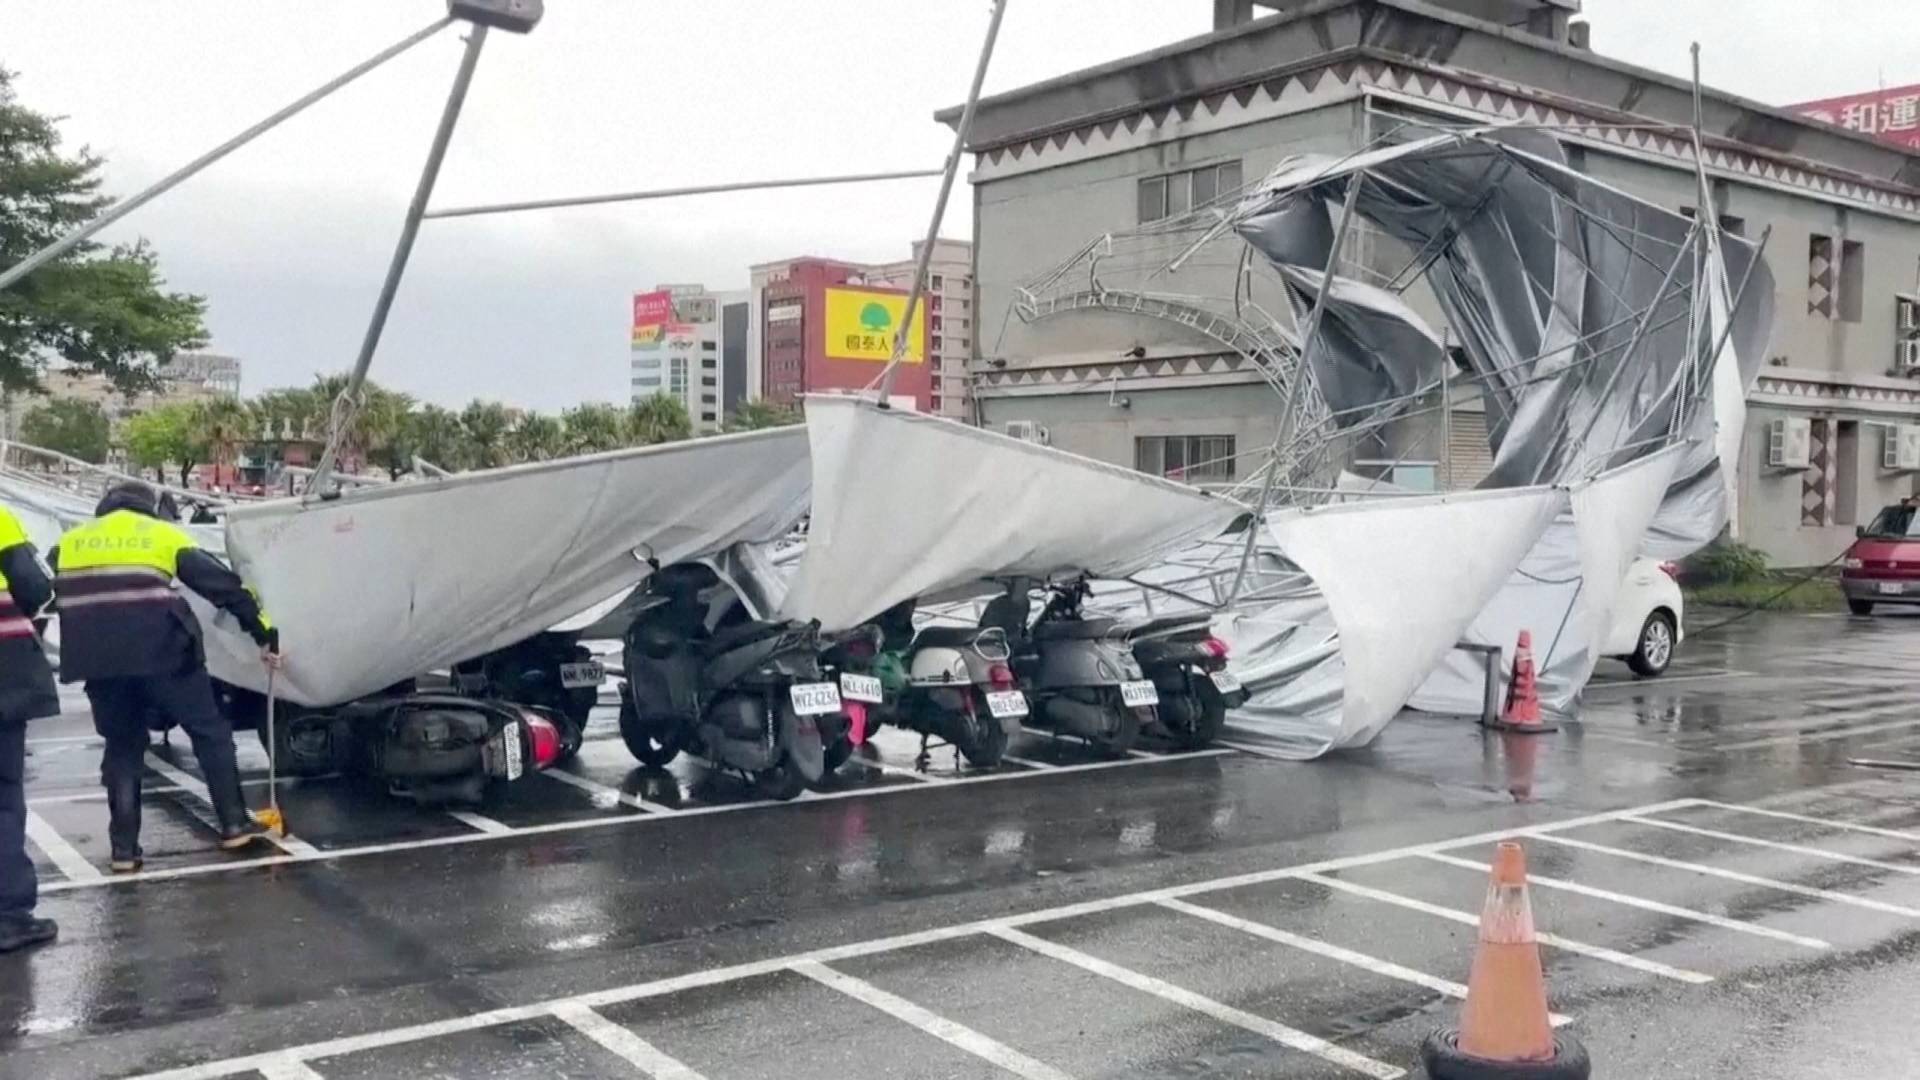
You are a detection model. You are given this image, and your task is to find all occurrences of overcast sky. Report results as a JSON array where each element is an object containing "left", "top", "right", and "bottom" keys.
[{"left": 5, "top": 1, "right": 1916, "bottom": 410}]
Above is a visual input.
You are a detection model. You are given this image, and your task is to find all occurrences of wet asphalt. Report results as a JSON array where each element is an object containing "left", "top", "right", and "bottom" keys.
[{"left": 4, "top": 608, "right": 1920, "bottom": 1078}]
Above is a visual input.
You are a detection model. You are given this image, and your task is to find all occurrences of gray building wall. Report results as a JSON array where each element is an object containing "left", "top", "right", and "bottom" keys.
[{"left": 987, "top": 376, "right": 1278, "bottom": 481}]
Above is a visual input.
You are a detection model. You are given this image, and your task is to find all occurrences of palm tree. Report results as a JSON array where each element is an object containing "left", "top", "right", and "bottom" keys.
[
  {"left": 506, "top": 412, "right": 564, "bottom": 463},
  {"left": 460, "top": 400, "right": 513, "bottom": 469},
  {"left": 627, "top": 394, "right": 692, "bottom": 446},
  {"left": 724, "top": 400, "right": 802, "bottom": 432},
  {"left": 562, "top": 402, "right": 628, "bottom": 454},
  {"left": 189, "top": 396, "right": 252, "bottom": 485},
  {"left": 406, "top": 404, "right": 472, "bottom": 472}
]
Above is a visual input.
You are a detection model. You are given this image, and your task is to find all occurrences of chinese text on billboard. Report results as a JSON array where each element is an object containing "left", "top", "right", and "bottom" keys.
[
  {"left": 1789, "top": 83, "right": 1920, "bottom": 151},
  {"left": 822, "top": 287, "right": 925, "bottom": 364}
]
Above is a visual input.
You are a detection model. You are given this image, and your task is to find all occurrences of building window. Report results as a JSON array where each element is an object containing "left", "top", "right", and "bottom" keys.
[
  {"left": 701, "top": 376, "right": 717, "bottom": 387},
  {"left": 1135, "top": 435, "right": 1236, "bottom": 482},
  {"left": 702, "top": 341, "right": 716, "bottom": 351},
  {"left": 1140, "top": 160, "right": 1244, "bottom": 223},
  {"left": 931, "top": 316, "right": 943, "bottom": 331},
  {"left": 702, "top": 411, "right": 717, "bottom": 422},
  {"left": 1840, "top": 239, "right": 1866, "bottom": 323},
  {"left": 958, "top": 337, "right": 970, "bottom": 349},
  {"left": 931, "top": 274, "right": 944, "bottom": 289},
  {"left": 930, "top": 295, "right": 942, "bottom": 312},
  {"left": 1809, "top": 233, "right": 1865, "bottom": 321}
]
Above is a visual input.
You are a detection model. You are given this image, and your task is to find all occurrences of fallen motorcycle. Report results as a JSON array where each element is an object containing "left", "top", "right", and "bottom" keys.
[{"left": 617, "top": 560, "right": 848, "bottom": 800}]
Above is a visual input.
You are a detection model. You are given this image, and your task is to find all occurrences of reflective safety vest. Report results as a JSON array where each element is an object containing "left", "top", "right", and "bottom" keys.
[
  {"left": 54, "top": 510, "right": 195, "bottom": 610},
  {"left": 0, "top": 508, "right": 35, "bottom": 639}
]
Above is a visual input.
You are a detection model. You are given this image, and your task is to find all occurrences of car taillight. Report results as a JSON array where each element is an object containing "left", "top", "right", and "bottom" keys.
[
  {"left": 522, "top": 713, "right": 563, "bottom": 770},
  {"left": 1657, "top": 561, "right": 1680, "bottom": 581},
  {"left": 988, "top": 662, "right": 1016, "bottom": 690},
  {"left": 1202, "top": 636, "right": 1231, "bottom": 659}
]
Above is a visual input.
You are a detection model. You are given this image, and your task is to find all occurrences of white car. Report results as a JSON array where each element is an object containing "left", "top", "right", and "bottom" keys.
[{"left": 1604, "top": 557, "right": 1684, "bottom": 677}]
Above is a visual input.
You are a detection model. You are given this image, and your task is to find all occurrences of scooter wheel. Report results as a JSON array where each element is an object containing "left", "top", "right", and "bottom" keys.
[
  {"left": 618, "top": 695, "right": 684, "bottom": 768},
  {"left": 955, "top": 693, "right": 1009, "bottom": 768},
  {"left": 754, "top": 761, "right": 807, "bottom": 801},
  {"left": 1172, "top": 684, "right": 1228, "bottom": 750},
  {"left": 823, "top": 737, "right": 854, "bottom": 774},
  {"left": 1091, "top": 691, "right": 1144, "bottom": 756}
]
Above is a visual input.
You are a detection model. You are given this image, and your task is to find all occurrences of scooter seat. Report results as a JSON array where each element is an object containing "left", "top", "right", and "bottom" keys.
[
  {"left": 915, "top": 625, "right": 984, "bottom": 649},
  {"left": 700, "top": 619, "right": 790, "bottom": 658},
  {"left": 1034, "top": 617, "right": 1121, "bottom": 641},
  {"left": 1126, "top": 613, "right": 1213, "bottom": 639}
]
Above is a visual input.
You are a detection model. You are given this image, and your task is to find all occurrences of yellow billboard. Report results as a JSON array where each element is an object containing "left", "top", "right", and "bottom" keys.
[{"left": 823, "top": 287, "right": 925, "bottom": 363}]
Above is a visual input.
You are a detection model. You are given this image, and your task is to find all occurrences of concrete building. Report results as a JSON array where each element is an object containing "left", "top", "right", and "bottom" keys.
[
  {"left": 629, "top": 284, "right": 743, "bottom": 434},
  {"left": 944, "top": 0, "right": 1920, "bottom": 566},
  {"left": 0, "top": 363, "right": 231, "bottom": 451},
  {"left": 160, "top": 350, "right": 244, "bottom": 396},
  {"left": 749, "top": 257, "right": 933, "bottom": 412},
  {"left": 870, "top": 239, "right": 977, "bottom": 420}
]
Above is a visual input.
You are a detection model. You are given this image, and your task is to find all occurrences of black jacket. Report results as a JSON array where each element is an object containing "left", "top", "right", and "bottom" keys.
[
  {"left": 51, "top": 492, "right": 273, "bottom": 683},
  {"left": 0, "top": 536, "right": 59, "bottom": 724}
]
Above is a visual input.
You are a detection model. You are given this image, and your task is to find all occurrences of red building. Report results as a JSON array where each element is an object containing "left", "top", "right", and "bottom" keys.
[{"left": 758, "top": 258, "right": 932, "bottom": 411}]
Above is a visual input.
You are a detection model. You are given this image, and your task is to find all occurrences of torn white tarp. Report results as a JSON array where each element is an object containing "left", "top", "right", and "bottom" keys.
[
  {"left": 783, "top": 395, "right": 1247, "bottom": 632},
  {"left": 1409, "top": 447, "right": 1683, "bottom": 716},
  {"left": 208, "top": 427, "right": 811, "bottom": 706},
  {"left": 1254, "top": 485, "right": 1561, "bottom": 756}
]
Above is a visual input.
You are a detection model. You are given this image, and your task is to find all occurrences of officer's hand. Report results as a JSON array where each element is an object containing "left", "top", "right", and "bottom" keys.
[{"left": 262, "top": 646, "right": 286, "bottom": 670}]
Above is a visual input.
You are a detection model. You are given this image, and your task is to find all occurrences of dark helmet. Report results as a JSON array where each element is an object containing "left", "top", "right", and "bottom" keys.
[{"left": 96, "top": 480, "right": 160, "bottom": 518}]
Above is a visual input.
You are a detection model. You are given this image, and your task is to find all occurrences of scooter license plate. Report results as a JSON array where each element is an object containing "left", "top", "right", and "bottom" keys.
[
  {"left": 790, "top": 682, "right": 843, "bottom": 716},
  {"left": 984, "top": 690, "right": 1029, "bottom": 719},
  {"left": 1119, "top": 680, "right": 1160, "bottom": 708},
  {"left": 1209, "top": 670, "right": 1242, "bottom": 694},
  {"left": 559, "top": 661, "right": 606, "bottom": 689},
  {"left": 839, "top": 673, "right": 884, "bottom": 704},
  {"left": 492, "top": 720, "right": 524, "bottom": 781}
]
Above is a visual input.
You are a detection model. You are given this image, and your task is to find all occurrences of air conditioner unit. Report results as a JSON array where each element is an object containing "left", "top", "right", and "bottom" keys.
[
  {"left": 1885, "top": 424, "right": 1920, "bottom": 471},
  {"left": 1766, "top": 416, "right": 1811, "bottom": 469},
  {"left": 1899, "top": 339, "right": 1920, "bottom": 371},
  {"left": 1004, "top": 420, "right": 1050, "bottom": 445},
  {"left": 1900, "top": 298, "right": 1920, "bottom": 333}
]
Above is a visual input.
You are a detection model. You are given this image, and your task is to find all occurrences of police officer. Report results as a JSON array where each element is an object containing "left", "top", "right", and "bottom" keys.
[
  {"left": 50, "top": 481, "right": 281, "bottom": 870},
  {"left": 0, "top": 506, "right": 59, "bottom": 952}
]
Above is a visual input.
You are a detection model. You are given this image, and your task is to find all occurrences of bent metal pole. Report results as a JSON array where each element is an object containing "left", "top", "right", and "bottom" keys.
[
  {"left": 0, "top": 16, "right": 454, "bottom": 294},
  {"left": 309, "top": 25, "right": 492, "bottom": 496},
  {"left": 870, "top": 0, "right": 1009, "bottom": 402}
]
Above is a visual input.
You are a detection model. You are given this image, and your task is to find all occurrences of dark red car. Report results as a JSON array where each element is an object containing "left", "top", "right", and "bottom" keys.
[{"left": 1842, "top": 499, "right": 1920, "bottom": 615}]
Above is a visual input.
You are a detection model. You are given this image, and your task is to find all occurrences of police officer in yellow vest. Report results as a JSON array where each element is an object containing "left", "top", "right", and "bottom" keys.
[
  {"left": 50, "top": 481, "right": 282, "bottom": 870},
  {"left": 0, "top": 506, "right": 59, "bottom": 952}
]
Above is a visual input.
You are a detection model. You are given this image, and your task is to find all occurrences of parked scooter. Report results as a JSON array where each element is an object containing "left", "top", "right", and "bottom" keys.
[
  {"left": 1125, "top": 614, "right": 1245, "bottom": 748},
  {"left": 450, "top": 631, "right": 601, "bottom": 763},
  {"left": 995, "top": 576, "right": 1156, "bottom": 755},
  {"left": 822, "top": 597, "right": 1028, "bottom": 770},
  {"left": 617, "top": 560, "right": 847, "bottom": 801}
]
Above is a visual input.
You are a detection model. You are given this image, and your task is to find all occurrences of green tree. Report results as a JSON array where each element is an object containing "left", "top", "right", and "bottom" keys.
[
  {"left": 506, "top": 412, "right": 564, "bottom": 463},
  {"left": 405, "top": 403, "right": 472, "bottom": 472},
  {"left": 18, "top": 397, "right": 109, "bottom": 463},
  {"left": 189, "top": 396, "right": 251, "bottom": 480},
  {"left": 561, "top": 402, "right": 628, "bottom": 454},
  {"left": 0, "top": 68, "right": 208, "bottom": 396},
  {"left": 122, "top": 402, "right": 195, "bottom": 484},
  {"left": 724, "top": 399, "right": 802, "bottom": 432},
  {"left": 627, "top": 393, "right": 691, "bottom": 445},
  {"left": 248, "top": 387, "right": 320, "bottom": 443},
  {"left": 460, "top": 400, "right": 513, "bottom": 468}
]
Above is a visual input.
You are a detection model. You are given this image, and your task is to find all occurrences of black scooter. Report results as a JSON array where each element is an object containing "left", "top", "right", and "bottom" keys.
[
  {"left": 1126, "top": 614, "right": 1245, "bottom": 748},
  {"left": 617, "top": 561, "right": 847, "bottom": 801}
]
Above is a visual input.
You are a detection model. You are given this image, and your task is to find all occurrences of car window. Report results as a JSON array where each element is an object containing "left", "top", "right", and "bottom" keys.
[{"left": 1863, "top": 505, "right": 1920, "bottom": 538}]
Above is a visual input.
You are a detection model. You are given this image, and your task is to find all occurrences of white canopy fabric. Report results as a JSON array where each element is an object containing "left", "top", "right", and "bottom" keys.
[
  {"left": 1408, "top": 447, "right": 1683, "bottom": 716},
  {"left": 1262, "top": 485, "right": 1562, "bottom": 755},
  {"left": 783, "top": 395, "right": 1248, "bottom": 632},
  {"left": 209, "top": 427, "right": 811, "bottom": 705}
]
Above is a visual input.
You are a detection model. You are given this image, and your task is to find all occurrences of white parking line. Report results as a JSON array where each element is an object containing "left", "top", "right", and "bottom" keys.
[
  {"left": 1621, "top": 815, "right": 1920, "bottom": 876},
  {"left": 988, "top": 926, "right": 1405, "bottom": 1079},
  {"left": 144, "top": 752, "right": 321, "bottom": 858},
  {"left": 843, "top": 756, "right": 952, "bottom": 784},
  {"left": 1714, "top": 715, "right": 1920, "bottom": 752},
  {"left": 1523, "top": 831, "right": 1920, "bottom": 919},
  {"left": 1585, "top": 669, "right": 1750, "bottom": 690},
  {"left": 124, "top": 798, "right": 1702, "bottom": 1080},
  {"left": 29, "top": 775, "right": 337, "bottom": 806},
  {"left": 551, "top": 1002, "right": 708, "bottom": 1080},
  {"left": 46, "top": 749, "right": 1237, "bottom": 894},
  {"left": 1417, "top": 852, "right": 1829, "bottom": 950},
  {"left": 540, "top": 767, "right": 680, "bottom": 814},
  {"left": 446, "top": 810, "right": 514, "bottom": 835},
  {"left": 793, "top": 961, "right": 1073, "bottom": 1080},
  {"left": 1297, "top": 872, "right": 1714, "bottom": 985},
  {"left": 255, "top": 1056, "right": 326, "bottom": 1080},
  {"left": 999, "top": 755, "right": 1054, "bottom": 770},
  {"left": 23, "top": 809, "right": 101, "bottom": 882},
  {"left": 1692, "top": 799, "right": 1920, "bottom": 842}
]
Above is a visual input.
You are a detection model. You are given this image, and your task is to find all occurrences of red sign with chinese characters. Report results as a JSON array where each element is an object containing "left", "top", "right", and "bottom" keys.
[{"left": 1788, "top": 83, "right": 1920, "bottom": 151}]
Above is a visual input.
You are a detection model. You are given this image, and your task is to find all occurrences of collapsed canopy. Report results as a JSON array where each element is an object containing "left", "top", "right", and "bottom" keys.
[{"left": 783, "top": 395, "right": 1247, "bottom": 632}]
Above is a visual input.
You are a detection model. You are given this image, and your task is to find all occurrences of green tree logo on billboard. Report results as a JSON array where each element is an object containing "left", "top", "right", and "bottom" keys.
[{"left": 858, "top": 302, "right": 893, "bottom": 333}]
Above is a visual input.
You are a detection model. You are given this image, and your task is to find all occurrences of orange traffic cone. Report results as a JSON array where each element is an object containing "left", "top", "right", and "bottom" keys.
[
  {"left": 1421, "top": 842, "right": 1589, "bottom": 1078},
  {"left": 1488, "top": 630, "right": 1557, "bottom": 733}
]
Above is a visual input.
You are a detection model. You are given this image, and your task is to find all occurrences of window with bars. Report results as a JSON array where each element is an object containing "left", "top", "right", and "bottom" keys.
[{"left": 1134, "top": 435, "right": 1236, "bottom": 481}]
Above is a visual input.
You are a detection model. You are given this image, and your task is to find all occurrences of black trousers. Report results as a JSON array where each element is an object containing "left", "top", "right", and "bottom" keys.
[
  {"left": 0, "top": 722, "right": 31, "bottom": 917},
  {"left": 86, "top": 670, "right": 250, "bottom": 851}
]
